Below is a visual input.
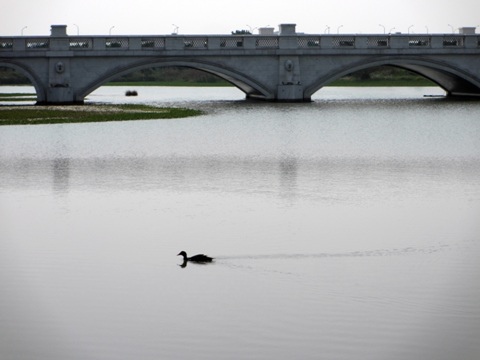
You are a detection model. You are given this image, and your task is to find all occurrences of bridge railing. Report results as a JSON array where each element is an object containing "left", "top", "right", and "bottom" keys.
[{"left": 1, "top": 34, "right": 480, "bottom": 52}]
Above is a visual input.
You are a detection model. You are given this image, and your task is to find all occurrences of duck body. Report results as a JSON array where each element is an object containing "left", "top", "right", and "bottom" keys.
[{"left": 177, "top": 251, "right": 213, "bottom": 263}]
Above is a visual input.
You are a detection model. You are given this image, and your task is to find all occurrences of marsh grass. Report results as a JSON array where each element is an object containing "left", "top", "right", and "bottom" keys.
[
  {"left": 0, "top": 93, "right": 37, "bottom": 102},
  {"left": 0, "top": 104, "right": 202, "bottom": 126}
]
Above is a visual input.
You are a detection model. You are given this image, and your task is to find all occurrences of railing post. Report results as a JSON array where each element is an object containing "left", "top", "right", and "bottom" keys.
[
  {"left": 279, "top": 36, "right": 298, "bottom": 49},
  {"left": 129, "top": 37, "right": 141, "bottom": 50},
  {"left": 390, "top": 35, "right": 407, "bottom": 49},
  {"left": 464, "top": 35, "right": 477, "bottom": 48},
  {"left": 50, "top": 25, "right": 69, "bottom": 51},
  {"left": 243, "top": 37, "right": 256, "bottom": 49},
  {"left": 430, "top": 36, "right": 443, "bottom": 49},
  {"left": 208, "top": 37, "right": 222, "bottom": 50},
  {"left": 321, "top": 36, "right": 334, "bottom": 49},
  {"left": 93, "top": 37, "right": 106, "bottom": 50},
  {"left": 355, "top": 36, "right": 368, "bottom": 49},
  {"left": 13, "top": 38, "right": 26, "bottom": 51},
  {"left": 165, "top": 36, "right": 184, "bottom": 50}
]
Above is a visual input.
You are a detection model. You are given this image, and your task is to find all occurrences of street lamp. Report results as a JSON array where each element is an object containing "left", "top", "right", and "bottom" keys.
[
  {"left": 73, "top": 24, "right": 79, "bottom": 35},
  {"left": 408, "top": 25, "right": 414, "bottom": 34},
  {"left": 379, "top": 24, "right": 385, "bottom": 34},
  {"left": 109, "top": 26, "right": 115, "bottom": 35},
  {"left": 172, "top": 24, "right": 179, "bottom": 34},
  {"left": 21, "top": 26, "right": 27, "bottom": 36},
  {"left": 448, "top": 24, "right": 454, "bottom": 33},
  {"left": 425, "top": 26, "right": 429, "bottom": 34},
  {"left": 324, "top": 26, "right": 330, "bottom": 34},
  {"left": 246, "top": 25, "right": 257, "bottom": 34},
  {"left": 337, "top": 25, "right": 343, "bottom": 34},
  {"left": 389, "top": 27, "right": 395, "bottom": 34}
]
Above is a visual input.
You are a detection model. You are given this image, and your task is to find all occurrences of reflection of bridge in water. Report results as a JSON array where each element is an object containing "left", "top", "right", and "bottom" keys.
[{"left": 1, "top": 24, "right": 480, "bottom": 104}]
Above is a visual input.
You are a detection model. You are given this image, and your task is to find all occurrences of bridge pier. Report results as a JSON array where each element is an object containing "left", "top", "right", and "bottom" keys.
[{"left": 277, "top": 84, "right": 307, "bottom": 102}]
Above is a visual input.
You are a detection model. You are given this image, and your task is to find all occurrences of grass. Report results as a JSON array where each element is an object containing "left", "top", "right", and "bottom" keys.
[
  {"left": 0, "top": 93, "right": 37, "bottom": 102},
  {"left": 0, "top": 104, "right": 202, "bottom": 126}
]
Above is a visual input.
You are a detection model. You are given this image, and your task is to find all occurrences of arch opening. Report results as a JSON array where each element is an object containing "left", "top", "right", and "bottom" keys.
[
  {"left": 79, "top": 59, "right": 273, "bottom": 102},
  {"left": 0, "top": 63, "right": 45, "bottom": 103},
  {"left": 305, "top": 58, "right": 480, "bottom": 99}
]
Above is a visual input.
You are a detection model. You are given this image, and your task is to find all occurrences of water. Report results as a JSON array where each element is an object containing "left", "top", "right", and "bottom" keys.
[{"left": 1, "top": 86, "right": 480, "bottom": 360}]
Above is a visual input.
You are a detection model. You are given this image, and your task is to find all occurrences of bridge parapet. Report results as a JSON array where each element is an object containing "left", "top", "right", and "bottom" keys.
[{"left": 2, "top": 34, "right": 479, "bottom": 53}]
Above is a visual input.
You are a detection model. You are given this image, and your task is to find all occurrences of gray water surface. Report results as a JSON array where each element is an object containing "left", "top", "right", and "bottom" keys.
[{"left": 1, "top": 86, "right": 480, "bottom": 360}]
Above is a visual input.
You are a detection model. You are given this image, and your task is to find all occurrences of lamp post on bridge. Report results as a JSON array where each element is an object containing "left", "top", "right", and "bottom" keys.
[
  {"left": 109, "top": 26, "right": 115, "bottom": 35},
  {"left": 324, "top": 26, "right": 330, "bottom": 34},
  {"left": 246, "top": 25, "right": 257, "bottom": 34},
  {"left": 337, "top": 25, "right": 343, "bottom": 34},
  {"left": 379, "top": 24, "right": 385, "bottom": 34},
  {"left": 408, "top": 25, "right": 414, "bottom": 34},
  {"left": 21, "top": 26, "right": 27, "bottom": 36},
  {"left": 448, "top": 24, "right": 455, "bottom": 33}
]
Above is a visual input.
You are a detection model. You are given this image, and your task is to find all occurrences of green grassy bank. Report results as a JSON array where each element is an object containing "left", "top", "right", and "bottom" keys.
[{"left": 0, "top": 104, "right": 202, "bottom": 126}]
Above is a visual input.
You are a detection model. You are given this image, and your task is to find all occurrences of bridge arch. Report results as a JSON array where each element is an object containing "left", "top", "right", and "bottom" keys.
[
  {"left": 304, "top": 57, "right": 480, "bottom": 99},
  {"left": 0, "top": 61, "right": 46, "bottom": 102},
  {"left": 78, "top": 58, "right": 274, "bottom": 102}
]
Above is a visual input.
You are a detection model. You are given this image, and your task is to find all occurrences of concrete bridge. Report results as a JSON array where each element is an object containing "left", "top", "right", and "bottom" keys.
[{"left": 1, "top": 24, "right": 480, "bottom": 104}]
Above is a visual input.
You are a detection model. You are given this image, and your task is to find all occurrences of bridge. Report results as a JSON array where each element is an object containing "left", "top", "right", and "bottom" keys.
[{"left": 1, "top": 24, "right": 480, "bottom": 104}]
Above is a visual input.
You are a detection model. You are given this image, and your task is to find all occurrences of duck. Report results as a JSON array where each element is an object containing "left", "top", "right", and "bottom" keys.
[{"left": 177, "top": 251, "right": 214, "bottom": 263}]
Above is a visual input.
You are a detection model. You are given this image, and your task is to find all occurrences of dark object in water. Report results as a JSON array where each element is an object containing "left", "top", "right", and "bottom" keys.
[
  {"left": 125, "top": 90, "right": 138, "bottom": 96},
  {"left": 177, "top": 251, "right": 214, "bottom": 263}
]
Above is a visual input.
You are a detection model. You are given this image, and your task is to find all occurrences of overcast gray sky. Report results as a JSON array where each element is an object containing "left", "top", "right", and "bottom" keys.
[{"left": 1, "top": 0, "right": 479, "bottom": 36}]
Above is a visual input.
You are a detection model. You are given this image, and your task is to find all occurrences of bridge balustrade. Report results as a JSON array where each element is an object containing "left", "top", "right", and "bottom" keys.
[
  {"left": 26, "top": 38, "right": 50, "bottom": 49},
  {"left": 1, "top": 34, "right": 480, "bottom": 52},
  {"left": 105, "top": 38, "right": 129, "bottom": 49}
]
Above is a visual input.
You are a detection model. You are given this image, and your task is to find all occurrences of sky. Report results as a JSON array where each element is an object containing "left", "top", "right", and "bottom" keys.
[{"left": 1, "top": 0, "right": 479, "bottom": 36}]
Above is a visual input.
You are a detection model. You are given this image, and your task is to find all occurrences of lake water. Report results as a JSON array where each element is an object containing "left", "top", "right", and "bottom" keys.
[{"left": 1, "top": 86, "right": 480, "bottom": 360}]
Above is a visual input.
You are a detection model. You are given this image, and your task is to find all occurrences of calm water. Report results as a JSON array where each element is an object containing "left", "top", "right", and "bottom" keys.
[{"left": 1, "top": 86, "right": 480, "bottom": 360}]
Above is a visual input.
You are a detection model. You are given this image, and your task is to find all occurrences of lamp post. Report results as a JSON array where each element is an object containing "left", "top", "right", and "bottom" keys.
[
  {"left": 73, "top": 24, "right": 79, "bottom": 35},
  {"left": 246, "top": 25, "right": 257, "bottom": 34},
  {"left": 389, "top": 27, "right": 395, "bottom": 34},
  {"left": 448, "top": 24, "right": 454, "bottom": 33},
  {"left": 324, "top": 26, "right": 330, "bottom": 34},
  {"left": 408, "top": 25, "right": 414, "bottom": 34},
  {"left": 379, "top": 24, "right": 385, "bottom": 34},
  {"left": 172, "top": 24, "right": 179, "bottom": 35},
  {"left": 337, "top": 25, "right": 343, "bottom": 34},
  {"left": 109, "top": 26, "right": 115, "bottom": 35},
  {"left": 21, "top": 26, "right": 27, "bottom": 36},
  {"left": 425, "top": 26, "right": 429, "bottom": 34}
]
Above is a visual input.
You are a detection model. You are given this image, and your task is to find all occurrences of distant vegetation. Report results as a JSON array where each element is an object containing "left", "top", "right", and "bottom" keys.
[
  {"left": 330, "top": 66, "right": 435, "bottom": 86},
  {"left": 0, "top": 67, "right": 29, "bottom": 84},
  {"left": 0, "top": 65, "right": 434, "bottom": 87}
]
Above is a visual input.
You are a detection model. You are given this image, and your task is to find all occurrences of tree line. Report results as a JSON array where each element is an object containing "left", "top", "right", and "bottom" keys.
[{"left": 0, "top": 65, "right": 428, "bottom": 85}]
